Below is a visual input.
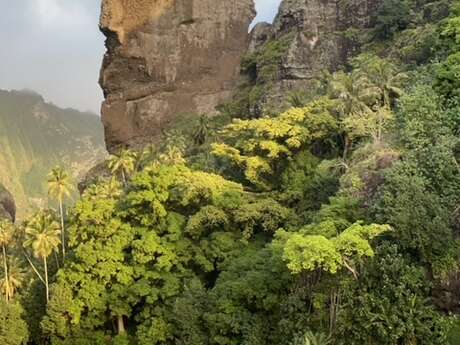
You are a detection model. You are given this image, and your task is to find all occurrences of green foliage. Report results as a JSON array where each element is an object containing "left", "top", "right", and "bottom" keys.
[
  {"left": 0, "top": 90, "right": 105, "bottom": 219},
  {"left": 337, "top": 244, "right": 451, "bottom": 345},
  {"left": 242, "top": 35, "right": 293, "bottom": 83},
  {"left": 291, "top": 331, "right": 331, "bottom": 345},
  {"left": 219, "top": 35, "right": 293, "bottom": 120},
  {"left": 279, "top": 151, "right": 340, "bottom": 221},
  {"left": 0, "top": 300, "right": 29, "bottom": 345},
  {"left": 449, "top": 319, "right": 460, "bottom": 345},
  {"left": 10, "top": 4, "right": 460, "bottom": 344},
  {"left": 435, "top": 1, "right": 460, "bottom": 97},
  {"left": 390, "top": 24, "right": 438, "bottom": 64},
  {"left": 374, "top": 0, "right": 412, "bottom": 39},
  {"left": 278, "top": 222, "right": 390, "bottom": 275},
  {"left": 213, "top": 99, "right": 338, "bottom": 189},
  {"left": 435, "top": 52, "right": 460, "bottom": 98},
  {"left": 108, "top": 149, "right": 137, "bottom": 184}
]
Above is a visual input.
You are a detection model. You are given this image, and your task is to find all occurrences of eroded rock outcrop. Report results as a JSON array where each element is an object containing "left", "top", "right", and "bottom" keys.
[
  {"left": 0, "top": 184, "right": 16, "bottom": 222},
  {"left": 246, "top": 0, "right": 382, "bottom": 113},
  {"left": 99, "top": 0, "right": 256, "bottom": 151}
]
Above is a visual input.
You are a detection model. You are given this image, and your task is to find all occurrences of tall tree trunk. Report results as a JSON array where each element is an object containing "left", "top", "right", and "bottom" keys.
[
  {"left": 59, "top": 198, "right": 66, "bottom": 261},
  {"left": 342, "top": 134, "right": 350, "bottom": 160},
  {"left": 121, "top": 169, "right": 127, "bottom": 186},
  {"left": 44, "top": 256, "right": 49, "bottom": 303},
  {"left": 117, "top": 315, "right": 126, "bottom": 335},
  {"left": 2, "top": 245, "right": 9, "bottom": 303}
]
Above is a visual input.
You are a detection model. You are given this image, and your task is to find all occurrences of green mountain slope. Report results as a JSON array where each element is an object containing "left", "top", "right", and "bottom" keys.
[{"left": 0, "top": 89, "right": 106, "bottom": 218}]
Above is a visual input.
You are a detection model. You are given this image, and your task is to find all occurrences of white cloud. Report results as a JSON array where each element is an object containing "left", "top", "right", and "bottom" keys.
[
  {"left": 254, "top": 0, "right": 282, "bottom": 24},
  {"left": 31, "top": 0, "right": 92, "bottom": 30}
]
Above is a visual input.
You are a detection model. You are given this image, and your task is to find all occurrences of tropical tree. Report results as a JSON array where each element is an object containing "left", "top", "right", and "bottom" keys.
[
  {"left": 213, "top": 99, "right": 338, "bottom": 190},
  {"left": 0, "top": 258, "right": 25, "bottom": 302},
  {"left": 0, "top": 300, "right": 29, "bottom": 345},
  {"left": 353, "top": 54, "right": 407, "bottom": 107},
  {"left": 328, "top": 70, "right": 378, "bottom": 158},
  {"left": 23, "top": 210, "right": 61, "bottom": 302},
  {"left": 193, "top": 114, "right": 211, "bottom": 146},
  {"left": 328, "top": 70, "right": 376, "bottom": 117},
  {"left": 342, "top": 105, "right": 394, "bottom": 143},
  {"left": 0, "top": 220, "right": 14, "bottom": 302},
  {"left": 158, "top": 130, "right": 187, "bottom": 165},
  {"left": 47, "top": 167, "right": 73, "bottom": 260},
  {"left": 291, "top": 331, "right": 332, "bottom": 345},
  {"left": 135, "top": 143, "right": 156, "bottom": 171},
  {"left": 108, "top": 148, "right": 137, "bottom": 185}
]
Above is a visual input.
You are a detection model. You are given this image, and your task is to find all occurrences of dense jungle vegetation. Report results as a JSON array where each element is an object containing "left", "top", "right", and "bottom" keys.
[{"left": 3, "top": 0, "right": 460, "bottom": 344}]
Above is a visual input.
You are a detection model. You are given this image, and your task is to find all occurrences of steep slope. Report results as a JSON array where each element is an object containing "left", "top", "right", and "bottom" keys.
[
  {"left": 99, "top": 0, "right": 256, "bottom": 152},
  {"left": 0, "top": 183, "right": 15, "bottom": 221},
  {"left": 240, "top": 0, "right": 382, "bottom": 116},
  {"left": 0, "top": 90, "right": 106, "bottom": 218},
  {"left": 99, "top": 0, "right": 386, "bottom": 150}
]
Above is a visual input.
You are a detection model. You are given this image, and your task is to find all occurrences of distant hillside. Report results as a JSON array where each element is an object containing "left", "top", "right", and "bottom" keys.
[{"left": 0, "top": 89, "right": 106, "bottom": 218}]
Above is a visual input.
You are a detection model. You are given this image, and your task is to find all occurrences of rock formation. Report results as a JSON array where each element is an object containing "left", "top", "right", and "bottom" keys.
[
  {"left": 99, "top": 0, "right": 385, "bottom": 149},
  {"left": 247, "top": 0, "right": 382, "bottom": 112},
  {"left": 0, "top": 184, "right": 16, "bottom": 222},
  {"left": 99, "top": 0, "right": 256, "bottom": 151}
]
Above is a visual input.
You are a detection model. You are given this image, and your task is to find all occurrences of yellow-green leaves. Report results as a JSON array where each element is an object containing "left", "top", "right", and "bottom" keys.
[
  {"left": 212, "top": 99, "right": 338, "bottom": 189},
  {"left": 279, "top": 222, "right": 391, "bottom": 276},
  {"left": 283, "top": 234, "right": 343, "bottom": 274}
]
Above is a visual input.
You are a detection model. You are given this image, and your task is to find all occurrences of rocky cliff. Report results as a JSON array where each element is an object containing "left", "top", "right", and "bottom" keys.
[
  {"left": 0, "top": 184, "right": 15, "bottom": 222},
  {"left": 246, "top": 0, "right": 382, "bottom": 114},
  {"left": 99, "top": 0, "right": 383, "bottom": 150},
  {"left": 99, "top": 0, "right": 256, "bottom": 151}
]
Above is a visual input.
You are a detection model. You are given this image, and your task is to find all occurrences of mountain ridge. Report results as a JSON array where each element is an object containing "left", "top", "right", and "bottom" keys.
[{"left": 0, "top": 89, "right": 106, "bottom": 218}]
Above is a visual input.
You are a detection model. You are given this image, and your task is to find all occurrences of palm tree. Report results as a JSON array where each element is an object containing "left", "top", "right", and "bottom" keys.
[
  {"left": 135, "top": 143, "right": 156, "bottom": 171},
  {"left": 328, "top": 71, "right": 378, "bottom": 158},
  {"left": 108, "top": 148, "right": 137, "bottom": 185},
  {"left": 0, "top": 220, "right": 14, "bottom": 302},
  {"left": 158, "top": 130, "right": 187, "bottom": 165},
  {"left": 0, "top": 257, "right": 25, "bottom": 301},
  {"left": 291, "top": 331, "right": 331, "bottom": 345},
  {"left": 353, "top": 54, "right": 407, "bottom": 107},
  {"left": 193, "top": 115, "right": 211, "bottom": 146},
  {"left": 47, "top": 167, "right": 73, "bottom": 260},
  {"left": 24, "top": 210, "right": 61, "bottom": 302},
  {"left": 328, "top": 70, "right": 377, "bottom": 116}
]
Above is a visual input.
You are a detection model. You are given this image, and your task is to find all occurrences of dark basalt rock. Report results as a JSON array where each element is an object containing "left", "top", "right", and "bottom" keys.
[{"left": 0, "top": 184, "right": 16, "bottom": 222}]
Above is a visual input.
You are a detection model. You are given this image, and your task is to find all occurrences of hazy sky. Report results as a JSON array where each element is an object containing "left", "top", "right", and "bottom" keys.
[{"left": 0, "top": 0, "right": 282, "bottom": 114}]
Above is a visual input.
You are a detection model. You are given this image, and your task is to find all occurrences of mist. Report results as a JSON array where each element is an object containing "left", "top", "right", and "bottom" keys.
[{"left": 0, "top": 0, "right": 282, "bottom": 114}]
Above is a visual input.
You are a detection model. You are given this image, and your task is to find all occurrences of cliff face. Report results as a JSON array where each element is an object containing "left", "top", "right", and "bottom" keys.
[
  {"left": 99, "top": 0, "right": 382, "bottom": 150},
  {"left": 272, "top": 0, "right": 379, "bottom": 78},
  {"left": 0, "top": 184, "right": 15, "bottom": 222},
  {"left": 99, "top": 0, "right": 256, "bottom": 151},
  {"left": 247, "top": 0, "right": 382, "bottom": 113}
]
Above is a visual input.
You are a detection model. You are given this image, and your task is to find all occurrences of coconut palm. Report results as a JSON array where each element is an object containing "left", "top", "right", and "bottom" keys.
[
  {"left": 47, "top": 167, "right": 73, "bottom": 260},
  {"left": 328, "top": 70, "right": 377, "bottom": 116},
  {"left": 193, "top": 114, "right": 211, "bottom": 146},
  {"left": 135, "top": 143, "right": 157, "bottom": 171},
  {"left": 291, "top": 331, "right": 331, "bottom": 345},
  {"left": 0, "top": 257, "right": 25, "bottom": 301},
  {"left": 353, "top": 54, "right": 407, "bottom": 107},
  {"left": 0, "top": 220, "right": 14, "bottom": 302},
  {"left": 24, "top": 210, "right": 61, "bottom": 302},
  {"left": 328, "top": 71, "right": 378, "bottom": 158},
  {"left": 108, "top": 148, "right": 137, "bottom": 185},
  {"left": 158, "top": 130, "right": 187, "bottom": 165}
]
